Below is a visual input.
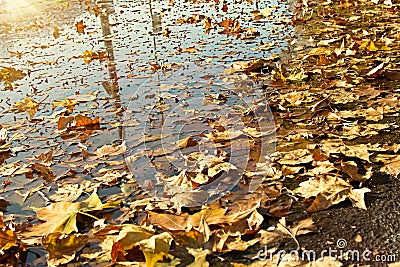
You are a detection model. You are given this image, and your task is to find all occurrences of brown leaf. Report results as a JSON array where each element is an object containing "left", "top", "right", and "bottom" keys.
[
  {"left": 42, "top": 232, "right": 88, "bottom": 266},
  {"left": 340, "top": 160, "right": 372, "bottom": 182},
  {"left": 380, "top": 155, "right": 400, "bottom": 177},
  {"left": 181, "top": 46, "right": 198, "bottom": 53},
  {"left": 95, "top": 142, "right": 126, "bottom": 157},
  {"left": 58, "top": 115, "right": 100, "bottom": 130},
  {"left": 224, "top": 59, "right": 266, "bottom": 74},
  {"left": 34, "top": 150, "right": 53, "bottom": 166},
  {"left": 0, "top": 216, "right": 18, "bottom": 252},
  {"left": 76, "top": 20, "right": 86, "bottom": 34},
  {"left": 177, "top": 136, "right": 199, "bottom": 148},
  {"left": 294, "top": 175, "right": 370, "bottom": 212},
  {"left": 32, "top": 162, "right": 56, "bottom": 182},
  {"left": 147, "top": 211, "right": 188, "bottom": 231}
]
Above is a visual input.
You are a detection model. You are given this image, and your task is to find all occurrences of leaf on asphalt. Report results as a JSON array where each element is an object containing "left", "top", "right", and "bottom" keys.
[
  {"left": 380, "top": 155, "right": 400, "bottom": 177},
  {"left": 276, "top": 217, "right": 317, "bottom": 249},
  {"left": 293, "top": 175, "right": 370, "bottom": 212},
  {"left": 32, "top": 162, "right": 56, "bottom": 182},
  {"left": 34, "top": 150, "right": 53, "bottom": 166},
  {"left": 276, "top": 149, "right": 314, "bottom": 165},
  {"left": 224, "top": 59, "right": 266, "bottom": 74},
  {"left": 76, "top": 20, "right": 86, "bottom": 34},
  {"left": 0, "top": 67, "right": 26, "bottom": 84},
  {"left": 340, "top": 160, "right": 372, "bottom": 182},
  {"left": 180, "top": 46, "right": 198, "bottom": 53},
  {"left": 204, "top": 129, "right": 243, "bottom": 142},
  {"left": 52, "top": 98, "right": 77, "bottom": 113}
]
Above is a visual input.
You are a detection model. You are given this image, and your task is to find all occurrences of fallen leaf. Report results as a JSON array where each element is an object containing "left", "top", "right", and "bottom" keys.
[
  {"left": 380, "top": 155, "right": 400, "bottom": 177},
  {"left": 177, "top": 136, "right": 199, "bottom": 148},
  {"left": 76, "top": 20, "right": 86, "bottom": 34},
  {"left": 28, "top": 191, "right": 120, "bottom": 236},
  {"left": 0, "top": 216, "right": 18, "bottom": 252},
  {"left": 138, "top": 232, "right": 173, "bottom": 267},
  {"left": 96, "top": 142, "right": 126, "bottom": 157},
  {"left": 12, "top": 97, "right": 39, "bottom": 118},
  {"left": 42, "top": 232, "right": 88, "bottom": 266},
  {"left": 294, "top": 175, "right": 370, "bottom": 212}
]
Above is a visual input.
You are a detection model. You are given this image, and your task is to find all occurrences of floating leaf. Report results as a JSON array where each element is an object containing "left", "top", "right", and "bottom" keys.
[
  {"left": 12, "top": 97, "right": 39, "bottom": 118},
  {"left": 76, "top": 20, "right": 86, "bottom": 34}
]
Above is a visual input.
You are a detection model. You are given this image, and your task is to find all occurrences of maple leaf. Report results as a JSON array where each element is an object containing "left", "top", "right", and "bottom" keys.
[
  {"left": 12, "top": 97, "right": 39, "bottom": 118},
  {"left": 293, "top": 175, "right": 370, "bottom": 212},
  {"left": 0, "top": 216, "right": 18, "bottom": 252},
  {"left": 75, "top": 20, "right": 86, "bottom": 34},
  {"left": 0, "top": 67, "right": 26, "bottom": 84},
  {"left": 138, "top": 232, "right": 173, "bottom": 267},
  {"left": 52, "top": 98, "right": 77, "bottom": 113},
  {"left": 42, "top": 232, "right": 88, "bottom": 266},
  {"left": 28, "top": 191, "right": 120, "bottom": 236},
  {"left": 380, "top": 155, "right": 400, "bottom": 177}
]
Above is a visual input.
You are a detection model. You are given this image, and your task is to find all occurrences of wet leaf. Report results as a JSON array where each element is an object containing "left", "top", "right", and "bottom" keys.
[
  {"left": 96, "top": 141, "right": 126, "bottom": 157},
  {"left": 52, "top": 98, "right": 77, "bottom": 113},
  {"left": 12, "top": 97, "right": 39, "bottom": 118},
  {"left": 75, "top": 20, "right": 86, "bottom": 34},
  {"left": 58, "top": 114, "right": 100, "bottom": 130},
  {"left": 0, "top": 67, "right": 26, "bottom": 84}
]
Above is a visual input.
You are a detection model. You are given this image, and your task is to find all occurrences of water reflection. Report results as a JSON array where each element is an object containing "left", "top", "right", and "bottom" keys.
[{"left": 98, "top": 0, "right": 120, "bottom": 101}]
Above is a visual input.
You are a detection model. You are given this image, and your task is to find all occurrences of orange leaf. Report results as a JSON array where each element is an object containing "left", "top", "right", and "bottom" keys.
[
  {"left": 75, "top": 114, "right": 100, "bottom": 128},
  {"left": 76, "top": 20, "right": 86, "bottom": 34}
]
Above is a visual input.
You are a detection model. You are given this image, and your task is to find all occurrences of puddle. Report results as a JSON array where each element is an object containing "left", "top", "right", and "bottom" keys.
[{"left": 0, "top": 0, "right": 294, "bottom": 214}]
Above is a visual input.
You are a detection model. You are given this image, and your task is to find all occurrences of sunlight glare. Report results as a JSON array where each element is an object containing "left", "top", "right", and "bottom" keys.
[{"left": 2, "top": 0, "right": 41, "bottom": 20}]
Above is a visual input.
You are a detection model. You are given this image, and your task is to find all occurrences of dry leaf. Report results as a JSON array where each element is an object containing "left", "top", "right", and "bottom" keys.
[
  {"left": 177, "top": 136, "right": 199, "bottom": 148},
  {"left": 0, "top": 216, "right": 18, "bottom": 252},
  {"left": 294, "top": 175, "right": 370, "bottom": 212}
]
